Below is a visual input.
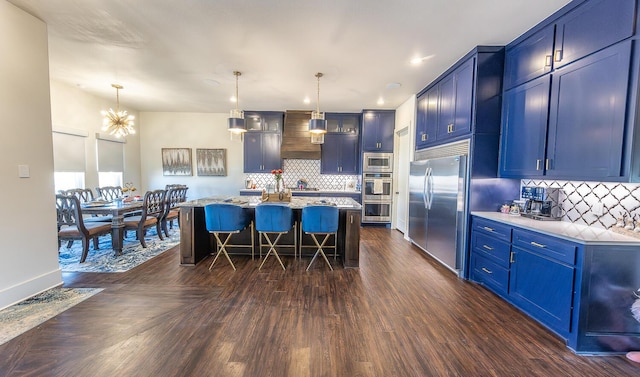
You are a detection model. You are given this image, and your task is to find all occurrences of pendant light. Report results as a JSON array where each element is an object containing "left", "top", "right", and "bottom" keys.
[
  {"left": 309, "top": 72, "right": 326, "bottom": 144},
  {"left": 101, "top": 84, "right": 135, "bottom": 138},
  {"left": 228, "top": 71, "right": 246, "bottom": 133}
]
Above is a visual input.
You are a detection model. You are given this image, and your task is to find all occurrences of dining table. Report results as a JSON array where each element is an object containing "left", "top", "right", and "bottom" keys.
[{"left": 81, "top": 200, "right": 144, "bottom": 256}]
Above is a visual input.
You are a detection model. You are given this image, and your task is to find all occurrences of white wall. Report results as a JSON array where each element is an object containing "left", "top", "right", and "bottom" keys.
[
  {"left": 0, "top": 1, "right": 61, "bottom": 309},
  {"left": 50, "top": 80, "right": 141, "bottom": 191},
  {"left": 139, "top": 112, "right": 245, "bottom": 199},
  {"left": 392, "top": 95, "right": 416, "bottom": 232}
]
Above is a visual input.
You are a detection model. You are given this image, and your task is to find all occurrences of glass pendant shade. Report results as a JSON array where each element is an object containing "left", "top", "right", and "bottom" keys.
[
  {"left": 228, "top": 108, "right": 246, "bottom": 133},
  {"left": 310, "top": 132, "right": 325, "bottom": 144},
  {"left": 308, "top": 72, "right": 326, "bottom": 143}
]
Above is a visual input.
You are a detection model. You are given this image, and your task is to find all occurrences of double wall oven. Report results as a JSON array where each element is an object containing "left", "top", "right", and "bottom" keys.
[{"left": 362, "top": 153, "right": 393, "bottom": 223}]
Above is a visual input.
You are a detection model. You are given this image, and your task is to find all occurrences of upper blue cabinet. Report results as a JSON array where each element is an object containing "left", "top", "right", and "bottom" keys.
[
  {"left": 504, "top": 0, "right": 635, "bottom": 90},
  {"left": 416, "top": 46, "right": 504, "bottom": 151},
  {"left": 362, "top": 110, "right": 395, "bottom": 152},
  {"left": 499, "top": 0, "right": 639, "bottom": 182}
]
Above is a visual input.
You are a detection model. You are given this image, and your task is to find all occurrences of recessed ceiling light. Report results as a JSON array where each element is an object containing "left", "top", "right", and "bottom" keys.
[
  {"left": 377, "top": 98, "right": 385, "bottom": 106},
  {"left": 303, "top": 97, "right": 310, "bottom": 104},
  {"left": 230, "top": 96, "right": 237, "bottom": 103},
  {"left": 411, "top": 55, "right": 435, "bottom": 65}
]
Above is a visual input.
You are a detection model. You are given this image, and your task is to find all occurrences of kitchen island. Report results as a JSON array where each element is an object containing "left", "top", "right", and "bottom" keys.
[{"left": 178, "top": 196, "right": 361, "bottom": 268}]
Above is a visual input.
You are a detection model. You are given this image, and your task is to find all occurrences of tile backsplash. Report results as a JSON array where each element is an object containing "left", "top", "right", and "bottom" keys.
[
  {"left": 522, "top": 179, "right": 640, "bottom": 230},
  {"left": 246, "top": 159, "right": 360, "bottom": 191}
]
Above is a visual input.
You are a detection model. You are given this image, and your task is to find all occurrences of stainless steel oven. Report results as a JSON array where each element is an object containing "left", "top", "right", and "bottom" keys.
[
  {"left": 362, "top": 172, "right": 393, "bottom": 201},
  {"left": 363, "top": 152, "right": 393, "bottom": 173},
  {"left": 362, "top": 201, "right": 392, "bottom": 222}
]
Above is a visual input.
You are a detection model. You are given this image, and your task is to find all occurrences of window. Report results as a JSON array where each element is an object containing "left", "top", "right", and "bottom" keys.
[
  {"left": 96, "top": 137, "right": 125, "bottom": 188},
  {"left": 52, "top": 130, "right": 87, "bottom": 193},
  {"left": 98, "top": 172, "right": 123, "bottom": 188}
]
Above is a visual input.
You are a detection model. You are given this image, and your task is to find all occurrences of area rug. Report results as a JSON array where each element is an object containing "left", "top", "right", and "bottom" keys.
[
  {"left": 58, "top": 227, "right": 180, "bottom": 273},
  {"left": 0, "top": 287, "right": 102, "bottom": 345}
]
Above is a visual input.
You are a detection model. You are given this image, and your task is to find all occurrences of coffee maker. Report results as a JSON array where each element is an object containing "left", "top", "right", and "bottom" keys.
[{"left": 521, "top": 186, "right": 561, "bottom": 221}]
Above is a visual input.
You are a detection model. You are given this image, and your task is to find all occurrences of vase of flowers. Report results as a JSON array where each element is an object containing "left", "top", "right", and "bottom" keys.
[{"left": 271, "top": 169, "right": 283, "bottom": 192}]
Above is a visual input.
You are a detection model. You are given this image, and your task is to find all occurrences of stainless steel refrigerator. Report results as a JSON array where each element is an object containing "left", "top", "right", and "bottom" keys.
[{"left": 409, "top": 155, "right": 467, "bottom": 275}]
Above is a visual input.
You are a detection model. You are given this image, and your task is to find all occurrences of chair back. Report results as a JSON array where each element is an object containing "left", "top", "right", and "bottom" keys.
[
  {"left": 55, "top": 194, "right": 87, "bottom": 233},
  {"left": 162, "top": 186, "right": 188, "bottom": 217},
  {"left": 96, "top": 186, "right": 123, "bottom": 201},
  {"left": 142, "top": 189, "right": 166, "bottom": 219},
  {"left": 255, "top": 204, "right": 294, "bottom": 233},
  {"left": 302, "top": 205, "right": 339, "bottom": 233},
  {"left": 60, "top": 188, "right": 95, "bottom": 203},
  {"left": 204, "top": 203, "right": 251, "bottom": 232}
]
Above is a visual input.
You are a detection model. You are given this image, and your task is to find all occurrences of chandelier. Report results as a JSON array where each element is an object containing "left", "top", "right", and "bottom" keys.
[
  {"left": 101, "top": 84, "right": 135, "bottom": 138},
  {"left": 228, "top": 71, "right": 246, "bottom": 133},
  {"left": 309, "top": 72, "right": 326, "bottom": 144}
]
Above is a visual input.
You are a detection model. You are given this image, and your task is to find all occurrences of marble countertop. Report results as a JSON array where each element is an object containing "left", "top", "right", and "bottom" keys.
[
  {"left": 240, "top": 189, "right": 361, "bottom": 195},
  {"left": 472, "top": 211, "right": 640, "bottom": 245},
  {"left": 181, "top": 195, "right": 361, "bottom": 209}
]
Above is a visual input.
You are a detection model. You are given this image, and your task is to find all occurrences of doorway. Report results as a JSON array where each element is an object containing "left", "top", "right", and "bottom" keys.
[{"left": 394, "top": 127, "right": 409, "bottom": 234}]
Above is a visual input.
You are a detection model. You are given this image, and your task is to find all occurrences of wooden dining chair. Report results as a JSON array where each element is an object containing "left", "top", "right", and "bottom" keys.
[
  {"left": 122, "top": 189, "right": 166, "bottom": 247},
  {"left": 56, "top": 194, "right": 113, "bottom": 263},
  {"left": 59, "top": 188, "right": 95, "bottom": 203},
  {"left": 96, "top": 186, "right": 123, "bottom": 201},
  {"left": 161, "top": 186, "right": 188, "bottom": 237}
]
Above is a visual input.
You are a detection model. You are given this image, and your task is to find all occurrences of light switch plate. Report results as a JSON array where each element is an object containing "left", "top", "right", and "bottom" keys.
[{"left": 18, "top": 164, "right": 30, "bottom": 178}]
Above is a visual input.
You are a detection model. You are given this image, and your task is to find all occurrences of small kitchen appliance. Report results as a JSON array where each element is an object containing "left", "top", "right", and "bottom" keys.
[{"left": 521, "top": 186, "right": 561, "bottom": 221}]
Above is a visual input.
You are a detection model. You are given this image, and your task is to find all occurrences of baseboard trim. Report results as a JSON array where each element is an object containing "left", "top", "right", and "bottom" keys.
[{"left": 0, "top": 269, "right": 63, "bottom": 311}]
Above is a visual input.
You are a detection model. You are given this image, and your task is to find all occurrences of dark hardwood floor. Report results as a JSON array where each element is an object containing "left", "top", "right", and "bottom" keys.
[{"left": 1, "top": 227, "right": 638, "bottom": 376}]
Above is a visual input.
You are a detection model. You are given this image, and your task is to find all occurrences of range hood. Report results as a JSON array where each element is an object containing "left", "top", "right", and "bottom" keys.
[{"left": 280, "top": 110, "right": 321, "bottom": 160}]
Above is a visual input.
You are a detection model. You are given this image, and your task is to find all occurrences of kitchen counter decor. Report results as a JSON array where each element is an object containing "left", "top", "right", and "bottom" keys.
[{"left": 261, "top": 189, "right": 291, "bottom": 202}]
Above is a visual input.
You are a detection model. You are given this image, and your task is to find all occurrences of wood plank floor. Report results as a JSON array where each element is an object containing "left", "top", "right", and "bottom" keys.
[{"left": 1, "top": 227, "right": 638, "bottom": 376}]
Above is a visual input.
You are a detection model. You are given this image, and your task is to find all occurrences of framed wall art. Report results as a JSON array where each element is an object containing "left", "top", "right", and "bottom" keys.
[
  {"left": 161, "top": 148, "right": 192, "bottom": 176},
  {"left": 196, "top": 148, "right": 227, "bottom": 176}
]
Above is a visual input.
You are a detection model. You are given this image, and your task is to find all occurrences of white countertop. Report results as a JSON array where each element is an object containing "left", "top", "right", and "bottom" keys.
[
  {"left": 240, "top": 189, "right": 361, "bottom": 195},
  {"left": 472, "top": 211, "right": 640, "bottom": 245}
]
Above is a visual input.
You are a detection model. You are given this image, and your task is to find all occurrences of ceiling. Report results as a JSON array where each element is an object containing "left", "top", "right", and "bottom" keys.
[{"left": 9, "top": 0, "right": 571, "bottom": 113}]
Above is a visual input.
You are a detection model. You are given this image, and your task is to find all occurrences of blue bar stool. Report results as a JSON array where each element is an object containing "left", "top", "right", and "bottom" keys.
[
  {"left": 204, "top": 203, "right": 254, "bottom": 271},
  {"left": 302, "top": 205, "right": 339, "bottom": 271},
  {"left": 255, "top": 203, "right": 297, "bottom": 271}
]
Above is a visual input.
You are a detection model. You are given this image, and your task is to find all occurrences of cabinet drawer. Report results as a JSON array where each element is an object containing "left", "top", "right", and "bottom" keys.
[
  {"left": 512, "top": 229, "right": 577, "bottom": 265},
  {"left": 472, "top": 217, "right": 512, "bottom": 242},
  {"left": 472, "top": 232, "right": 511, "bottom": 268},
  {"left": 471, "top": 254, "right": 509, "bottom": 296}
]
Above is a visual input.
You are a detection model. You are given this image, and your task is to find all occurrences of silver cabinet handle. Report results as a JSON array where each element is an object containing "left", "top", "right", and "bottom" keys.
[
  {"left": 350, "top": 215, "right": 353, "bottom": 224},
  {"left": 482, "top": 267, "right": 493, "bottom": 274},
  {"left": 554, "top": 49, "right": 562, "bottom": 62},
  {"left": 545, "top": 159, "right": 550, "bottom": 170},
  {"left": 482, "top": 245, "right": 494, "bottom": 250},
  {"left": 536, "top": 159, "right": 542, "bottom": 171},
  {"left": 531, "top": 241, "right": 546, "bottom": 248},
  {"left": 483, "top": 226, "right": 494, "bottom": 232},
  {"left": 545, "top": 55, "right": 552, "bottom": 67}
]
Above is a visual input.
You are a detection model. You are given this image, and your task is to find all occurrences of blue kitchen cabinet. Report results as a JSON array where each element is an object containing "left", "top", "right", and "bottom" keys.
[
  {"left": 321, "top": 133, "right": 359, "bottom": 175},
  {"left": 503, "top": 25, "right": 555, "bottom": 90},
  {"left": 243, "top": 132, "right": 281, "bottom": 173},
  {"left": 545, "top": 41, "right": 631, "bottom": 179},
  {"left": 437, "top": 58, "right": 474, "bottom": 140},
  {"left": 509, "top": 229, "right": 577, "bottom": 337},
  {"left": 503, "top": 0, "right": 635, "bottom": 90},
  {"left": 552, "top": 0, "right": 635, "bottom": 69},
  {"left": 415, "top": 86, "right": 438, "bottom": 149},
  {"left": 362, "top": 110, "right": 395, "bottom": 152},
  {"left": 243, "top": 111, "right": 283, "bottom": 173},
  {"left": 326, "top": 113, "right": 359, "bottom": 134},
  {"left": 499, "top": 75, "right": 550, "bottom": 178}
]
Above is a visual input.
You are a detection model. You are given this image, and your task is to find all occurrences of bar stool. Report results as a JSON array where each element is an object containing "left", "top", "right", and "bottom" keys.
[
  {"left": 204, "top": 203, "right": 254, "bottom": 271},
  {"left": 302, "top": 205, "right": 339, "bottom": 271},
  {"left": 255, "top": 203, "right": 296, "bottom": 271}
]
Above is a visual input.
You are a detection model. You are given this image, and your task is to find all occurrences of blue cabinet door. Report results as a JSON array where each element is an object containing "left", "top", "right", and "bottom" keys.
[
  {"left": 436, "top": 74, "right": 455, "bottom": 139},
  {"left": 553, "top": 0, "right": 635, "bottom": 69},
  {"left": 546, "top": 41, "right": 631, "bottom": 179},
  {"left": 362, "top": 110, "right": 395, "bottom": 152},
  {"left": 321, "top": 133, "right": 359, "bottom": 174},
  {"left": 450, "top": 59, "right": 474, "bottom": 138},
  {"left": 509, "top": 246, "right": 575, "bottom": 336},
  {"left": 499, "top": 75, "right": 550, "bottom": 178},
  {"left": 243, "top": 132, "right": 281, "bottom": 173},
  {"left": 415, "top": 86, "right": 438, "bottom": 149},
  {"left": 504, "top": 25, "right": 555, "bottom": 89}
]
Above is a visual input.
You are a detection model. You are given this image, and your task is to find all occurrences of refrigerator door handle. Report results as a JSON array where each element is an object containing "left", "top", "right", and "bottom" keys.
[
  {"left": 422, "top": 167, "right": 429, "bottom": 209},
  {"left": 427, "top": 168, "right": 434, "bottom": 210}
]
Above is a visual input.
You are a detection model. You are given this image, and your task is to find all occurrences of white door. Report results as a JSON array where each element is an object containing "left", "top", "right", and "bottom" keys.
[{"left": 394, "top": 127, "right": 409, "bottom": 233}]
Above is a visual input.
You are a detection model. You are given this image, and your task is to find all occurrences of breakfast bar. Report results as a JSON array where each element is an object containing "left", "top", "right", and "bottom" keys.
[{"left": 178, "top": 196, "right": 361, "bottom": 268}]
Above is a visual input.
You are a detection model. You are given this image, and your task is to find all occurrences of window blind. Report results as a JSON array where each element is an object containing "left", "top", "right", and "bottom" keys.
[
  {"left": 97, "top": 138, "right": 124, "bottom": 172},
  {"left": 52, "top": 132, "right": 86, "bottom": 172}
]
